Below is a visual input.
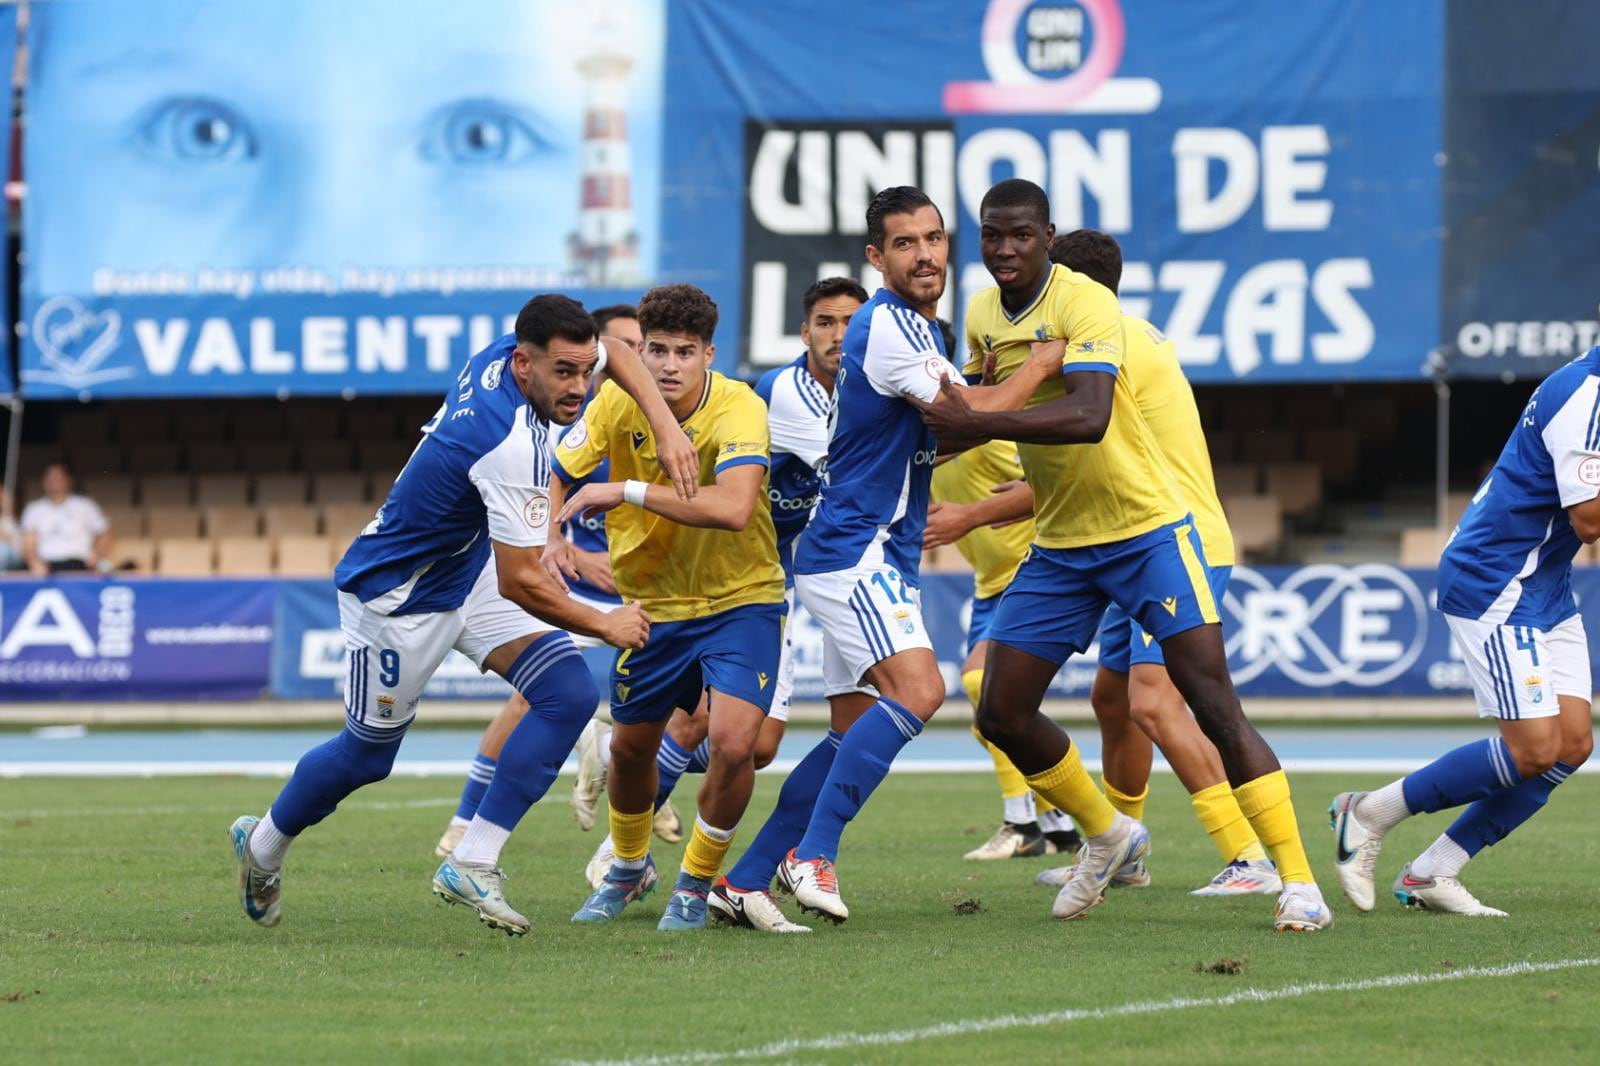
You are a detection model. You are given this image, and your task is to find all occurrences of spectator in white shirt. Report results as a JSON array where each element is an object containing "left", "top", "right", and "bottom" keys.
[
  {"left": 0, "top": 485, "right": 22, "bottom": 571},
  {"left": 21, "top": 463, "right": 113, "bottom": 575}
]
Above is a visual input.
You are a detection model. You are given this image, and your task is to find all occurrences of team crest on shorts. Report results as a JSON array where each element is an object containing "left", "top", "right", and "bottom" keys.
[
  {"left": 1526, "top": 675, "right": 1544, "bottom": 704},
  {"left": 376, "top": 694, "right": 396, "bottom": 719},
  {"left": 892, "top": 607, "right": 916, "bottom": 635}
]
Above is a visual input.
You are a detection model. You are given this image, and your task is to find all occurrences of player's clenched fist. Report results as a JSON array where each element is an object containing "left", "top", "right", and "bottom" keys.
[{"left": 603, "top": 600, "right": 651, "bottom": 650}]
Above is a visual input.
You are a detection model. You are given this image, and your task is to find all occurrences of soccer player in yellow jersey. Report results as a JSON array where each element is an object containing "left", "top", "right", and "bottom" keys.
[
  {"left": 1028, "top": 229, "right": 1281, "bottom": 896},
  {"left": 926, "top": 430, "right": 1083, "bottom": 860},
  {"left": 553, "top": 284, "right": 788, "bottom": 932},
  {"left": 916, "top": 179, "right": 1332, "bottom": 931}
]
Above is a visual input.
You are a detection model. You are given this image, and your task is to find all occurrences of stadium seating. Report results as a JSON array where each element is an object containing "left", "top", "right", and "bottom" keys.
[
  {"left": 1222, "top": 494, "right": 1284, "bottom": 554},
  {"left": 216, "top": 537, "right": 274, "bottom": 576},
  {"left": 156, "top": 538, "right": 215, "bottom": 576},
  {"left": 1399, "top": 526, "right": 1449, "bottom": 566}
]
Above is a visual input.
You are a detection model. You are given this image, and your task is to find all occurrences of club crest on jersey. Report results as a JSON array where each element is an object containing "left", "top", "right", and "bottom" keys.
[
  {"left": 481, "top": 359, "right": 505, "bottom": 391},
  {"left": 524, "top": 495, "right": 549, "bottom": 529},
  {"left": 892, "top": 607, "right": 916, "bottom": 635},
  {"left": 1526, "top": 675, "right": 1544, "bottom": 704},
  {"left": 1035, "top": 324, "right": 1052, "bottom": 341}
]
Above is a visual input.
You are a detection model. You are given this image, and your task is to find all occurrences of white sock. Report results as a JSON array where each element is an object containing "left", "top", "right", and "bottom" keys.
[
  {"left": 599, "top": 728, "right": 614, "bottom": 770},
  {"left": 693, "top": 815, "right": 736, "bottom": 841},
  {"left": 1409, "top": 834, "right": 1470, "bottom": 880},
  {"left": 1354, "top": 780, "right": 1411, "bottom": 832},
  {"left": 448, "top": 815, "right": 470, "bottom": 830},
  {"left": 451, "top": 816, "right": 511, "bottom": 866},
  {"left": 1039, "top": 809, "right": 1074, "bottom": 834},
  {"left": 248, "top": 810, "right": 292, "bottom": 872},
  {"left": 1003, "top": 792, "right": 1036, "bottom": 825}
]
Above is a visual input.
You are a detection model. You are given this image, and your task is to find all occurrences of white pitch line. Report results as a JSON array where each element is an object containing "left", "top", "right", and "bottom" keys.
[{"left": 559, "top": 957, "right": 1600, "bottom": 1066}]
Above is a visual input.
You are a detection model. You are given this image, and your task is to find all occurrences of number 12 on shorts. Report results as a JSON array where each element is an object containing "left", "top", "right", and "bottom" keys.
[{"left": 871, "top": 570, "right": 913, "bottom": 606}]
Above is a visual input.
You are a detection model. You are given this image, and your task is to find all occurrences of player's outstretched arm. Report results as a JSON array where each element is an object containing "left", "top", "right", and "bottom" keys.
[
  {"left": 491, "top": 539, "right": 648, "bottom": 649},
  {"left": 917, "top": 370, "right": 1113, "bottom": 447},
  {"left": 598, "top": 336, "right": 699, "bottom": 500},
  {"left": 959, "top": 339, "right": 1065, "bottom": 413},
  {"left": 558, "top": 463, "right": 765, "bottom": 533}
]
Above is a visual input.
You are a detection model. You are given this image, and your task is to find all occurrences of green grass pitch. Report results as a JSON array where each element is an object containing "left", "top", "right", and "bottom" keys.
[{"left": 4, "top": 768, "right": 1598, "bottom": 1063}]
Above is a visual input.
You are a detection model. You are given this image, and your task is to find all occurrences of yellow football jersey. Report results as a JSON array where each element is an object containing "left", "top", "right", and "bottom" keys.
[
  {"left": 930, "top": 439, "right": 1033, "bottom": 599},
  {"left": 1119, "top": 315, "right": 1235, "bottom": 568},
  {"left": 965, "top": 265, "right": 1185, "bottom": 549},
  {"left": 553, "top": 371, "right": 784, "bottom": 621}
]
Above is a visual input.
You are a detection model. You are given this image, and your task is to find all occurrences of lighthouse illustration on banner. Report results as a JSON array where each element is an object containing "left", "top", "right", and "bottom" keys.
[{"left": 568, "top": 14, "right": 643, "bottom": 286}]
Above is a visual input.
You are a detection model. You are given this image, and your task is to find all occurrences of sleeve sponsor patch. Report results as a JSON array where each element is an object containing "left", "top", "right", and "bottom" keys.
[
  {"left": 1579, "top": 456, "right": 1600, "bottom": 485},
  {"left": 524, "top": 495, "right": 550, "bottom": 528}
]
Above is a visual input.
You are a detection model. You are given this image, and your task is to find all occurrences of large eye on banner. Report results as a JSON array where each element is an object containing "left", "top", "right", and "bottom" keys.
[{"left": 22, "top": 0, "right": 665, "bottom": 399}]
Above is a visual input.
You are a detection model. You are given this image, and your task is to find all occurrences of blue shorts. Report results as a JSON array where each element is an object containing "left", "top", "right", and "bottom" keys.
[
  {"left": 607, "top": 602, "right": 783, "bottom": 725},
  {"left": 1098, "top": 565, "right": 1232, "bottom": 673},
  {"left": 967, "top": 592, "right": 1002, "bottom": 656},
  {"left": 987, "top": 516, "right": 1220, "bottom": 666}
]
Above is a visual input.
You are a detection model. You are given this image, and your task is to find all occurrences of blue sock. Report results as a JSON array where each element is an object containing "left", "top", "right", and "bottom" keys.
[
  {"left": 1445, "top": 760, "right": 1578, "bottom": 855},
  {"left": 686, "top": 738, "right": 712, "bottom": 775},
  {"left": 454, "top": 754, "right": 497, "bottom": 822},
  {"left": 654, "top": 734, "right": 693, "bottom": 810},
  {"left": 1401, "top": 737, "right": 1521, "bottom": 814},
  {"left": 269, "top": 726, "right": 401, "bottom": 836},
  {"left": 795, "top": 699, "right": 923, "bottom": 863},
  {"left": 476, "top": 634, "right": 599, "bottom": 831},
  {"left": 726, "top": 731, "right": 842, "bottom": 891}
]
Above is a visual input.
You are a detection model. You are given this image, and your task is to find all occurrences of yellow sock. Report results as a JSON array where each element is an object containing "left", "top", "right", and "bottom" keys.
[
  {"left": 1190, "top": 781, "right": 1263, "bottom": 863},
  {"left": 1023, "top": 745, "right": 1116, "bottom": 838},
  {"left": 609, "top": 806, "right": 654, "bottom": 864},
  {"left": 681, "top": 817, "right": 736, "bottom": 880},
  {"left": 1232, "top": 770, "right": 1314, "bottom": 884},
  {"left": 961, "top": 669, "right": 984, "bottom": 709},
  {"left": 972, "top": 724, "right": 1030, "bottom": 799},
  {"left": 1101, "top": 776, "right": 1148, "bottom": 821}
]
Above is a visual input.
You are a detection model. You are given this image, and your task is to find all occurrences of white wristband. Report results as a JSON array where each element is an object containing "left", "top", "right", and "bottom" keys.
[{"left": 623, "top": 479, "right": 649, "bottom": 507}]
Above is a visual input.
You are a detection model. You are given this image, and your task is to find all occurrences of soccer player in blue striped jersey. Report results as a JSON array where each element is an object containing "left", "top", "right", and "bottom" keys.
[
  {"left": 769, "top": 187, "right": 1062, "bottom": 923},
  {"left": 1331, "top": 348, "right": 1599, "bottom": 916},
  {"left": 229, "top": 295, "right": 699, "bottom": 937}
]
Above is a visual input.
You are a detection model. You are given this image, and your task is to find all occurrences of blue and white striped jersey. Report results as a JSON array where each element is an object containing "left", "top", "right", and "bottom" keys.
[
  {"left": 336, "top": 334, "right": 552, "bottom": 617},
  {"left": 794, "top": 287, "right": 956, "bottom": 584},
  {"left": 755, "top": 354, "right": 830, "bottom": 576},
  {"left": 1438, "top": 346, "right": 1600, "bottom": 628}
]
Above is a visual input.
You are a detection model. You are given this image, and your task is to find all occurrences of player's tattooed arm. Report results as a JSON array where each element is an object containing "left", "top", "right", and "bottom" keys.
[
  {"left": 597, "top": 336, "right": 700, "bottom": 500},
  {"left": 559, "top": 463, "right": 765, "bottom": 533},
  {"left": 492, "top": 539, "right": 649, "bottom": 649}
]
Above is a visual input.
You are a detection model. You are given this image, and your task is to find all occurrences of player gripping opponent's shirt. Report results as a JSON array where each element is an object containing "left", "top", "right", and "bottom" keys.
[{"left": 1331, "top": 346, "right": 1600, "bottom": 918}]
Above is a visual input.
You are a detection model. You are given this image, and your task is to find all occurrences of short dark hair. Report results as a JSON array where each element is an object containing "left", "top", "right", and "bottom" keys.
[
  {"left": 936, "top": 318, "right": 957, "bottom": 358},
  {"left": 802, "top": 276, "right": 869, "bottom": 318},
  {"left": 590, "top": 303, "right": 638, "bottom": 332},
  {"left": 979, "top": 178, "right": 1051, "bottom": 227},
  {"left": 515, "top": 294, "right": 598, "bottom": 348},
  {"left": 637, "top": 283, "right": 719, "bottom": 342},
  {"left": 1049, "top": 229, "right": 1123, "bottom": 295},
  {"left": 866, "top": 186, "right": 942, "bottom": 250}
]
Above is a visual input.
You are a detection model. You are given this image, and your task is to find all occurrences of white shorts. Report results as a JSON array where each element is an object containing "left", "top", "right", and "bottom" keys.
[
  {"left": 796, "top": 561, "right": 932, "bottom": 698},
  {"left": 1445, "top": 613, "right": 1591, "bottom": 721},
  {"left": 770, "top": 585, "right": 797, "bottom": 723},
  {"left": 339, "top": 554, "right": 565, "bottom": 738}
]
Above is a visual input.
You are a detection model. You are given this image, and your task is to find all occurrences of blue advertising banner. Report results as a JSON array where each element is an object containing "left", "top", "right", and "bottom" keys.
[
  {"left": 0, "top": 578, "right": 274, "bottom": 701},
  {"left": 0, "top": 1, "right": 14, "bottom": 398},
  {"left": 20, "top": 0, "right": 664, "bottom": 398},
  {"left": 1439, "top": 0, "right": 1600, "bottom": 380},
  {"left": 1, "top": 565, "right": 1597, "bottom": 704},
  {"left": 665, "top": 0, "right": 1444, "bottom": 383}
]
